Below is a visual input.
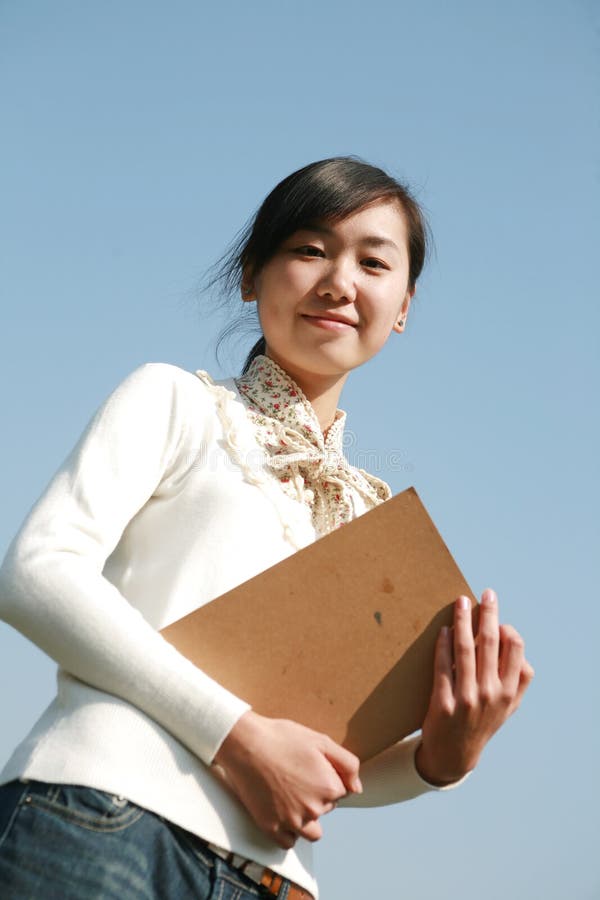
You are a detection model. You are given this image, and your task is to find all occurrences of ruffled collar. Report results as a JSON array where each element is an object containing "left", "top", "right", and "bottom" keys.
[{"left": 234, "top": 355, "right": 390, "bottom": 534}]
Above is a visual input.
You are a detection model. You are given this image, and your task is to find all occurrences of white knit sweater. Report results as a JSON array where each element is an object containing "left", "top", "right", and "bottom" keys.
[{"left": 0, "top": 362, "right": 458, "bottom": 898}]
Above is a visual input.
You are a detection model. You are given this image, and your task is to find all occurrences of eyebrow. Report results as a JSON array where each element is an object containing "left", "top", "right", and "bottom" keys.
[{"left": 297, "top": 223, "right": 401, "bottom": 253}]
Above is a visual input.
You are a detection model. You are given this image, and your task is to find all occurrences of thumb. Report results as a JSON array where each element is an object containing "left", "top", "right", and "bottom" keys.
[{"left": 322, "top": 738, "right": 362, "bottom": 794}]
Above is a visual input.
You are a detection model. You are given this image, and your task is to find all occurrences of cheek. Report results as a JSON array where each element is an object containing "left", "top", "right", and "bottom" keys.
[
  {"left": 364, "top": 288, "right": 405, "bottom": 331},
  {"left": 255, "top": 288, "right": 293, "bottom": 336},
  {"left": 280, "top": 261, "right": 316, "bottom": 297},
  {"left": 256, "top": 260, "right": 303, "bottom": 303}
]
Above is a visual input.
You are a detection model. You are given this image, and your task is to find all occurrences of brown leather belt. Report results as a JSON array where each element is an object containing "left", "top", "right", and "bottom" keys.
[
  {"left": 260, "top": 868, "right": 314, "bottom": 899},
  {"left": 207, "top": 841, "right": 314, "bottom": 900}
]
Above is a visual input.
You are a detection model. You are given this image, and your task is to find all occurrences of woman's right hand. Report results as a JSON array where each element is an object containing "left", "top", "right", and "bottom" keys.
[{"left": 212, "top": 710, "right": 362, "bottom": 849}]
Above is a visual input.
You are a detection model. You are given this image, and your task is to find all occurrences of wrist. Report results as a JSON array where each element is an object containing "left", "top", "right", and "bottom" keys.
[
  {"left": 415, "top": 741, "right": 472, "bottom": 787},
  {"left": 214, "top": 709, "right": 261, "bottom": 768}
]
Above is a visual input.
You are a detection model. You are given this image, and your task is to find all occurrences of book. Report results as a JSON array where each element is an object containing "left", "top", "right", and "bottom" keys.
[{"left": 161, "top": 487, "right": 475, "bottom": 761}]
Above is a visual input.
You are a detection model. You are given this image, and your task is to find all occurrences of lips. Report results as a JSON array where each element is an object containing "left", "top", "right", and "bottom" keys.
[{"left": 302, "top": 313, "right": 358, "bottom": 327}]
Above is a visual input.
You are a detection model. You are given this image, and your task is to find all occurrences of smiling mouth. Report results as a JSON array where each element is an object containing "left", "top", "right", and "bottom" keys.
[{"left": 302, "top": 314, "right": 358, "bottom": 328}]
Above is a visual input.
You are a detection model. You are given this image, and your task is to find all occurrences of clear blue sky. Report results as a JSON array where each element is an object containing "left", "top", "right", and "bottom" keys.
[{"left": 1, "top": 2, "right": 599, "bottom": 897}]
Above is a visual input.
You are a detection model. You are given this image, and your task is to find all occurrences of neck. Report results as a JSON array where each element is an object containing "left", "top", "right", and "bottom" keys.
[
  {"left": 301, "top": 376, "right": 347, "bottom": 433},
  {"left": 264, "top": 351, "right": 348, "bottom": 432}
]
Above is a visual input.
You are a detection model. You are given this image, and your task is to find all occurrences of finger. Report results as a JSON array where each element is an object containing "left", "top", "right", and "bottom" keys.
[
  {"left": 432, "top": 625, "right": 455, "bottom": 710},
  {"left": 453, "top": 595, "right": 476, "bottom": 701},
  {"left": 514, "top": 660, "right": 535, "bottom": 706},
  {"left": 498, "top": 624, "right": 526, "bottom": 695},
  {"left": 321, "top": 739, "right": 362, "bottom": 794},
  {"left": 298, "top": 819, "right": 323, "bottom": 842},
  {"left": 476, "top": 589, "right": 500, "bottom": 691},
  {"left": 273, "top": 826, "right": 298, "bottom": 850},
  {"left": 522, "top": 661, "right": 535, "bottom": 685}
]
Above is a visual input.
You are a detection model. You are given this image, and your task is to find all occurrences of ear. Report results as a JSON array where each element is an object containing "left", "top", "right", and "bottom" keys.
[
  {"left": 241, "top": 266, "right": 257, "bottom": 302},
  {"left": 392, "top": 287, "right": 415, "bottom": 334}
]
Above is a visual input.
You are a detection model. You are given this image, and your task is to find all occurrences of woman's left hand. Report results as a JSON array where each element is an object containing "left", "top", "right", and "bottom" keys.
[{"left": 415, "top": 588, "right": 534, "bottom": 786}]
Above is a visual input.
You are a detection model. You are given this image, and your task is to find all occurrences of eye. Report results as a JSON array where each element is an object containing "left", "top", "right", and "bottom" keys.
[
  {"left": 361, "top": 257, "right": 389, "bottom": 270},
  {"left": 292, "top": 244, "right": 325, "bottom": 257}
]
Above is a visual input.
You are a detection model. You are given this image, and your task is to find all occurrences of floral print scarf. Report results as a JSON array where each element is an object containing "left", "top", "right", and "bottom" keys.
[{"left": 234, "top": 355, "right": 391, "bottom": 535}]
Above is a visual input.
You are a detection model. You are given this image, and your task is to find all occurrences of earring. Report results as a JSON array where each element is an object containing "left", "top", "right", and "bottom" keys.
[{"left": 398, "top": 317, "right": 405, "bottom": 327}]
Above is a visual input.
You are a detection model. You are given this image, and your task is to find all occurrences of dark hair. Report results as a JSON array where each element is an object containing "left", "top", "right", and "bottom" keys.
[{"left": 209, "top": 156, "right": 430, "bottom": 372}]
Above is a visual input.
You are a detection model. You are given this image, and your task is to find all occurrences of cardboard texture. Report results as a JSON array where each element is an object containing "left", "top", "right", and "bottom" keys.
[{"left": 161, "top": 487, "right": 476, "bottom": 761}]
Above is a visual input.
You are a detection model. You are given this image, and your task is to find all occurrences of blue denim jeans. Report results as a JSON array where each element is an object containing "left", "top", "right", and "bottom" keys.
[{"left": 0, "top": 779, "right": 292, "bottom": 899}]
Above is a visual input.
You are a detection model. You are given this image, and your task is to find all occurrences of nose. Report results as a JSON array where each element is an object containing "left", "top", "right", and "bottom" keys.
[{"left": 315, "top": 257, "right": 357, "bottom": 303}]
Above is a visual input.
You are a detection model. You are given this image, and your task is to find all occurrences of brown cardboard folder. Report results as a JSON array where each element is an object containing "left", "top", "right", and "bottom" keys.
[{"left": 161, "top": 487, "right": 475, "bottom": 761}]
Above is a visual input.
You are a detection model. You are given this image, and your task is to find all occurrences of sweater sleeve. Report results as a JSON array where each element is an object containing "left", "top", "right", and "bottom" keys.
[
  {"left": 0, "top": 363, "right": 250, "bottom": 765},
  {"left": 338, "top": 734, "right": 469, "bottom": 808}
]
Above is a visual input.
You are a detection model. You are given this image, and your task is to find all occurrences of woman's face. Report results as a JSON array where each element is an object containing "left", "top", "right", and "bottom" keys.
[{"left": 247, "top": 199, "right": 414, "bottom": 387}]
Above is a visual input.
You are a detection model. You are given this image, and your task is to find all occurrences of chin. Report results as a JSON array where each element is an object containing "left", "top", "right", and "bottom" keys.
[
  {"left": 291, "top": 352, "right": 363, "bottom": 380},
  {"left": 265, "top": 336, "right": 373, "bottom": 378}
]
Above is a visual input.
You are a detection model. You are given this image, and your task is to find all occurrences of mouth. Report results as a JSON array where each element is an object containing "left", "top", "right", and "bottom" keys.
[{"left": 301, "top": 313, "right": 358, "bottom": 329}]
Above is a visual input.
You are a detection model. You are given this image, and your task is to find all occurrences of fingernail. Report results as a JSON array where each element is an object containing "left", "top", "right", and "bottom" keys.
[
  {"left": 354, "top": 778, "right": 363, "bottom": 794},
  {"left": 457, "top": 596, "right": 470, "bottom": 611},
  {"left": 482, "top": 589, "right": 496, "bottom": 606}
]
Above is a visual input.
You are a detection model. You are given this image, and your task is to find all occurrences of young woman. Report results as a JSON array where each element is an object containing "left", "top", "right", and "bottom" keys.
[{"left": 0, "top": 157, "right": 533, "bottom": 900}]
